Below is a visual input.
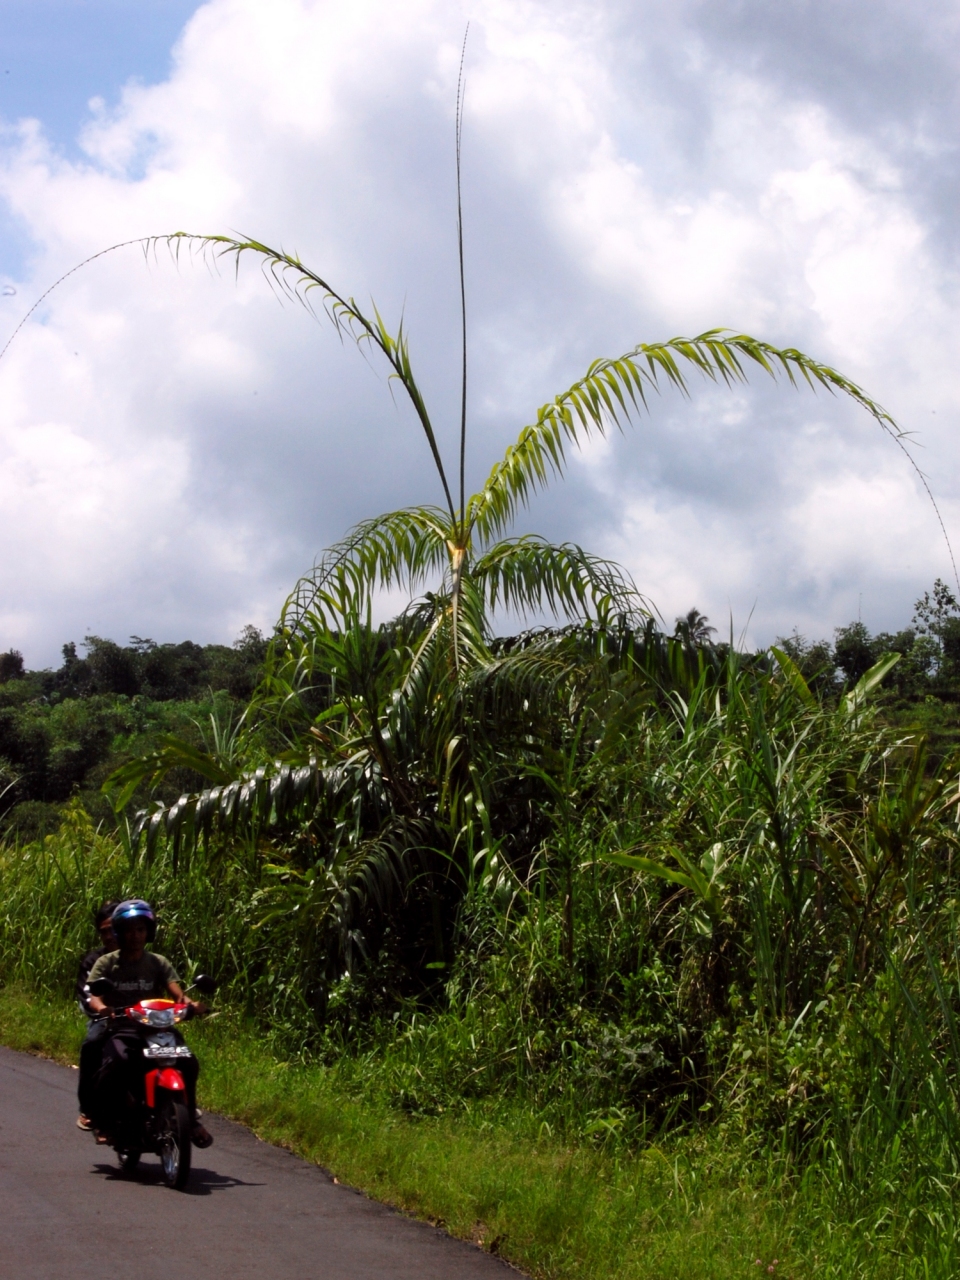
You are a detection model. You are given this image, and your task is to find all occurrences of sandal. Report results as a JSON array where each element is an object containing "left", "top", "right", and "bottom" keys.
[
  {"left": 76, "top": 1114, "right": 92, "bottom": 1131},
  {"left": 191, "top": 1123, "right": 213, "bottom": 1149}
]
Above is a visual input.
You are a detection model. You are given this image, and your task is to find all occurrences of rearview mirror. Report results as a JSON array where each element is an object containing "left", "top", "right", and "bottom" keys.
[
  {"left": 192, "top": 973, "right": 218, "bottom": 996},
  {"left": 88, "top": 977, "right": 116, "bottom": 997}
]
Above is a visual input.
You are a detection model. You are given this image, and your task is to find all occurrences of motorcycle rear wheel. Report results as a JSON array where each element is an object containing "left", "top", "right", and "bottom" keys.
[
  {"left": 158, "top": 1097, "right": 191, "bottom": 1190},
  {"left": 117, "top": 1149, "right": 141, "bottom": 1173}
]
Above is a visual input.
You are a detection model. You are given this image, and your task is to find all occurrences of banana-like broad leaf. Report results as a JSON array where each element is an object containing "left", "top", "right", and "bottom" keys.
[
  {"left": 601, "top": 841, "right": 731, "bottom": 925},
  {"left": 770, "top": 646, "right": 818, "bottom": 711},
  {"left": 841, "top": 651, "right": 901, "bottom": 717},
  {"left": 601, "top": 849, "right": 696, "bottom": 890}
]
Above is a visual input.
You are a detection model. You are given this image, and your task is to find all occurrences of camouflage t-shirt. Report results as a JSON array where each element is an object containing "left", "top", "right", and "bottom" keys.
[{"left": 86, "top": 950, "right": 180, "bottom": 1008}]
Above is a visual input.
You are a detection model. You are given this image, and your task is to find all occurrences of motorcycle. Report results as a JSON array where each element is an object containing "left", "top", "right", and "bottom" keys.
[{"left": 87, "top": 973, "right": 217, "bottom": 1190}]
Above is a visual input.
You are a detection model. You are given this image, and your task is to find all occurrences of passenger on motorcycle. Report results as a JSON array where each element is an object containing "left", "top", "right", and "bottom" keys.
[
  {"left": 86, "top": 899, "right": 213, "bottom": 1149},
  {"left": 75, "top": 900, "right": 119, "bottom": 1131}
]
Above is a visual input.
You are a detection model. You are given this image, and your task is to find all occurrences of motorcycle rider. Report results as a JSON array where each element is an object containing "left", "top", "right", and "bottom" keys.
[
  {"left": 86, "top": 898, "right": 213, "bottom": 1149},
  {"left": 75, "top": 900, "right": 119, "bottom": 1131}
]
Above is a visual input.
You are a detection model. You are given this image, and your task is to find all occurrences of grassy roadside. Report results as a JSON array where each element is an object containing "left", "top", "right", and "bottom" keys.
[{"left": 0, "top": 985, "right": 891, "bottom": 1280}]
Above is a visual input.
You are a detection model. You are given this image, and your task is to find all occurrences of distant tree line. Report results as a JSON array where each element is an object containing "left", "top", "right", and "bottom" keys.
[
  {"left": 775, "top": 578, "right": 960, "bottom": 698},
  {"left": 0, "top": 625, "right": 267, "bottom": 703},
  {"left": 0, "top": 627, "right": 267, "bottom": 839},
  {"left": 1, "top": 583, "right": 957, "bottom": 842}
]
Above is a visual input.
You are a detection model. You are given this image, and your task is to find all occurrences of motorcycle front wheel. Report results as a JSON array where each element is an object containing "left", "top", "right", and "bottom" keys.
[{"left": 158, "top": 1097, "right": 192, "bottom": 1190}]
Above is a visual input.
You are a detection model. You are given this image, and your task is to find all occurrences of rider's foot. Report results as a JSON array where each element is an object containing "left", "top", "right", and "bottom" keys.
[
  {"left": 76, "top": 1113, "right": 92, "bottom": 1131},
  {"left": 191, "top": 1123, "right": 213, "bottom": 1149},
  {"left": 93, "top": 1129, "right": 111, "bottom": 1145}
]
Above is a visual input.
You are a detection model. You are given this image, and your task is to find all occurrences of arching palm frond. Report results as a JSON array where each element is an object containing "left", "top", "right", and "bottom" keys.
[
  {"left": 468, "top": 331, "right": 905, "bottom": 544},
  {"left": 472, "top": 536, "right": 647, "bottom": 623},
  {"left": 133, "top": 754, "right": 386, "bottom": 867},
  {"left": 280, "top": 507, "right": 454, "bottom": 634},
  {"left": 255, "top": 816, "right": 433, "bottom": 975},
  {"left": 280, "top": 523, "right": 646, "bottom": 671},
  {"left": 461, "top": 634, "right": 587, "bottom": 727},
  {"left": 8, "top": 234, "right": 953, "bottom": 588},
  {"left": 155, "top": 233, "right": 459, "bottom": 520}
]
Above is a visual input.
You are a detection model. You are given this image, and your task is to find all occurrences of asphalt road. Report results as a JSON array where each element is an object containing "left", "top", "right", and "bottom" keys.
[{"left": 0, "top": 1045, "right": 516, "bottom": 1279}]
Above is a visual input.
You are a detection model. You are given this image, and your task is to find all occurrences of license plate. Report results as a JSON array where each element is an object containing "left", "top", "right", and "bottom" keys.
[{"left": 143, "top": 1042, "right": 193, "bottom": 1059}]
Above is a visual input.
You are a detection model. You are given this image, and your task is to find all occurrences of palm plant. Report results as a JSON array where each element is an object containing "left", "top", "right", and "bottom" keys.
[
  {"left": 77, "top": 57, "right": 937, "bottom": 989},
  {"left": 97, "top": 214, "right": 926, "bottom": 987},
  {"left": 107, "top": 245, "right": 881, "bottom": 735}
]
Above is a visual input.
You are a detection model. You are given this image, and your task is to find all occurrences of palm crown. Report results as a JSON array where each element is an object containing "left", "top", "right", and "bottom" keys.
[
  {"left": 164, "top": 232, "right": 909, "bottom": 672},
  {"left": 99, "top": 230, "right": 923, "bottom": 974}
]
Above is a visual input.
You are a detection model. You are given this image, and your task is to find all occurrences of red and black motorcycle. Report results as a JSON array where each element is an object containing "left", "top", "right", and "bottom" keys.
[{"left": 87, "top": 974, "right": 216, "bottom": 1190}]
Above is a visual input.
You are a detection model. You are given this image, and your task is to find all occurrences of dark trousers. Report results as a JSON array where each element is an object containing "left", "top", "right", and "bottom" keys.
[
  {"left": 91, "top": 1028, "right": 199, "bottom": 1131},
  {"left": 78, "top": 1018, "right": 110, "bottom": 1116}
]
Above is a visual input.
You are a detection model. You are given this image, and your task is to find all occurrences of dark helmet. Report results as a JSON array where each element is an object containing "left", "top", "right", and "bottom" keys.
[
  {"left": 94, "top": 900, "right": 119, "bottom": 929},
  {"left": 112, "top": 898, "right": 156, "bottom": 943}
]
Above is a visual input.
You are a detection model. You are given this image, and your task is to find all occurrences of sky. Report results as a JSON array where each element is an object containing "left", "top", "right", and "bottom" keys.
[{"left": 0, "top": 0, "right": 958, "bottom": 667}]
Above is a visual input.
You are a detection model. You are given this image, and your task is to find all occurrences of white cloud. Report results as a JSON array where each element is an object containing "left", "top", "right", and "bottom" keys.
[{"left": 0, "top": 0, "right": 957, "bottom": 664}]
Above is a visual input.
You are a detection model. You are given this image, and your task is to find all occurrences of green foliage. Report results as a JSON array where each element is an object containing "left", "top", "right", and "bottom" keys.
[
  {"left": 0, "top": 649, "right": 24, "bottom": 682},
  {"left": 97, "top": 234, "right": 936, "bottom": 1004},
  {"left": 0, "top": 628, "right": 267, "bottom": 836},
  {"left": 5, "top": 697, "right": 960, "bottom": 1276}
]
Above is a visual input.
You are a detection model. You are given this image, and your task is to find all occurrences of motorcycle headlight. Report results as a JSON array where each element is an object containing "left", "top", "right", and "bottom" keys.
[
  {"left": 146, "top": 1007, "right": 176, "bottom": 1027},
  {"left": 134, "top": 1000, "right": 177, "bottom": 1027}
]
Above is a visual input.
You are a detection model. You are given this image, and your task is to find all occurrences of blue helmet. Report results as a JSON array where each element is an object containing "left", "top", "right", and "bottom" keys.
[{"left": 112, "top": 898, "right": 156, "bottom": 944}]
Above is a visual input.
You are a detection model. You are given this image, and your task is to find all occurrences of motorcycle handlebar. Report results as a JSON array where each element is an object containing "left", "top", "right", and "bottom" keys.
[{"left": 91, "top": 1000, "right": 211, "bottom": 1022}]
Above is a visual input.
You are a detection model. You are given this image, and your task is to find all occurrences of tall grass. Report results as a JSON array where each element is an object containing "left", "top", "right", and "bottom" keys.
[{"left": 4, "top": 654, "right": 960, "bottom": 1273}]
